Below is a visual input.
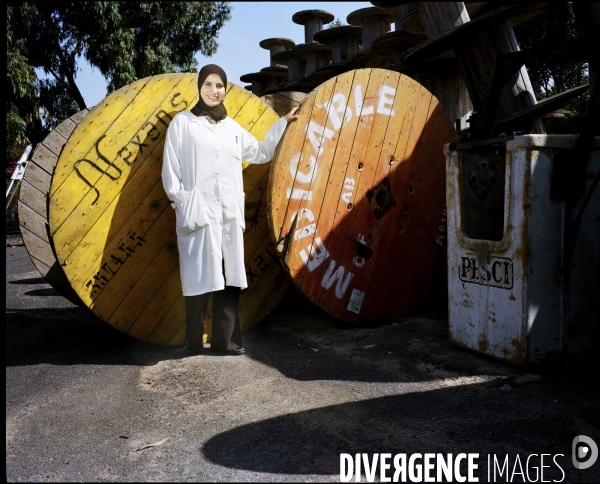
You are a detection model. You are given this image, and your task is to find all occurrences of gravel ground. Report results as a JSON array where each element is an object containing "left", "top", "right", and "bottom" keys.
[{"left": 6, "top": 233, "right": 600, "bottom": 483}]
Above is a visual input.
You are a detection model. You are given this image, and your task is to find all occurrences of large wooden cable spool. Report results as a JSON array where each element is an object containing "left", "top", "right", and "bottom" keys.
[
  {"left": 267, "top": 68, "right": 457, "bottom": 322},
  {"left": 48, "top": 73, "right": 289, "bottom": 345},
  {"left": 18, "top": 109, "right": 90, "bottom": 307}
]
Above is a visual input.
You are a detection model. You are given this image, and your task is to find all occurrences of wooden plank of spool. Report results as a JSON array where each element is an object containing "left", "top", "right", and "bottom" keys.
[
  {"left": 267, "top": 68, "right": 457, "bottom": 322},
  {"left": 261, "top": 91, "right": 307, "bottom": 118},
  {"left": 313, "top": 26, "right": 362, "bottom": 65},
  {"left": 48, "top": 73, "right": 289, "bottom": 345},
  {"left": 411, "top": 2, "right": 545, "bottom": 133},
  {"left": 259, "top": 37, "right": 296, "bottom": 68},
  {"left": 400, "top": 2, "right": 488, "bottom": 35},
  {"left": 347, "top": 7, "right": 395, "bottom": 51},
  {"left": 241, "top": 38, "right": 296, "bottom": 97},
  {"left": 373, "top": 31, "right": 472, "bottom": 131},
  {"left": 272, "top": 49, "right": 306, "bottom": 83},
  {"left": 292, "top": 9, "right": 334, "bottom": 43},
  {"left": 288, "top": 43, "right": 332, "bottom": 77},
  {"left": 18, "top": 109, "right": 90, "bottom": 307}
]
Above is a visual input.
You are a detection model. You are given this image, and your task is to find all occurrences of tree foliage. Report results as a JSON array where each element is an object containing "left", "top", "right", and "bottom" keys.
[
  {"left": 7, "top": 1, "right": 231, "bottom": 164},
  {"left": 6, "top": 4, "right": 45, "bottom": 164},
  {"left": 327, "top": 18, "right": 346, "bottom": 29},
  {"left": 514, "top": 3, "right": 589, "bottom": 117}
]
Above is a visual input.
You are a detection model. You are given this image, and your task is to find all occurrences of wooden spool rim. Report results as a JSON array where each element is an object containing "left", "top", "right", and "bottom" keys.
[
  {"left": 282, "top": 77, "right": 320, "bottom": 94},
  {"left": 292, "top": 9, "right": 334, "bottom": 25},
  {"left": 370, "top": 30, "right": 427, "bottom": 53},
  {"left": 494, "top": 84, "right": 590, "bottom": 131},
  {"left": 259, "top": 37, "right": 296, "bottom": 51},
  {"left": 289, "top": 42, "right": 331, "bottom": 59},
  {"left": 370, "top": 1, "right": 412, "bottom": 7},
  {"left": 240, "top": 73, "right": 256, "bottom": 83},
  {"left": 271, "top": 49, "right": 294, "bottom": 65},
  {"left": 393, "top": 56, "right": 458, "bottom": 75},
  {"left": 262, "top": 82, "right": 301, "bottom": 96},
  {"left": 402, "top": 3, "right": 547, "bottom": 63},
  {"left": 241, "top": 66, "right": 288, "bottom": 84},
  {"left": 300, "top": 67, "right": 348, "bottom": 91},
  {"left": 312, "top": 26, "right": 363, "bottom": 44},
  {"left": 18, "top": 109, "right": 91, "bottom": 308},
  {"left": 308, "top": 63, "right": 353, "bottom": 81},
  {"left": 343, "top": 50, "right": 396, "bottom": 70},
  {"left": 259, "top": 66, "right": 288, "bottom": 75},
  {"left": 347, "top": 7, "right": 395, "bottom": 26}
]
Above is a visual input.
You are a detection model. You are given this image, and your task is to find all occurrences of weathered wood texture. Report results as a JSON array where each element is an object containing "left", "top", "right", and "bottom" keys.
[
  {"left": 48, "top": 74, "right": 289, "bottom": 345},
  {"left": 347, "top": 7, "right": 395, "bottom": 51},
  {"left": 18, "top": 109, "right": 90, "bottom": 306},
  {"left": 406, "top": 58, "right": 472, "bottom": 129},
  {"left": 417, "top": 2, "right": 545, "bottom": 133},
  {"left": 261, "top": 91, "right": 307, "bottom": 117},
  {"left": 268, "top": 68, "right": 457, "bottom": 322}
]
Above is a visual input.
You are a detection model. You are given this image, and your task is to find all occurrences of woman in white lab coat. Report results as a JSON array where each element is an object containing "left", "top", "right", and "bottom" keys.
[{"left": 162, "top": 64, "right": 298, "bottom": 355}]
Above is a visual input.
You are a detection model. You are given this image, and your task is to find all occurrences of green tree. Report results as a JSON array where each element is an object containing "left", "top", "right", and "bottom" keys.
[
  {"left": 514, "top": 3, "right": 589, "bottom": 117},
  {"left": 7, "top": 0, "right": 231, "bottom": 163},
  {"left": 6, "top": 4, "right": 46, "bottom": 165},
  {"left": 327, "top": 18, "right": 346, "bottom": 29}
]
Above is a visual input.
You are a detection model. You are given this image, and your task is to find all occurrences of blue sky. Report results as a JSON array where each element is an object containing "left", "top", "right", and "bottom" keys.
[{"left": 43, "top": 2, "right": 374, "bottom": 108}]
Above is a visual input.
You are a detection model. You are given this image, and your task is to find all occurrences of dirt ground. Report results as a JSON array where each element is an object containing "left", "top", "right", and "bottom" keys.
[{"left": 6, "top": 232, "right": 600, "bottom": 483}]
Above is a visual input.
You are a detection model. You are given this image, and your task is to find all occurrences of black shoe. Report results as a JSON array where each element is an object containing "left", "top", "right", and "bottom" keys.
[
  {"left": 211, "top": 346, "right": 245, "bottom": 356},
  {"left": 184, "top": 343, "right": 202, "bottom": 355}
]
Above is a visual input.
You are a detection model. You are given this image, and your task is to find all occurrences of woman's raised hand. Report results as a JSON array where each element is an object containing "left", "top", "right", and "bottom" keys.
[{"left": 284, "top": 106, "right": 300, "bottom": 123}]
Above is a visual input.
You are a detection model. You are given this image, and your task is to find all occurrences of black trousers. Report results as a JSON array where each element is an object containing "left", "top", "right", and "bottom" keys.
[{"left": 184, "top": 286, "right": 242, "bottom": 352}]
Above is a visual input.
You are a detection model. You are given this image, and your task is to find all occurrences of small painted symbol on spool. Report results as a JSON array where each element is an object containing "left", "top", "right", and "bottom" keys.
[
  {"left": 165, "top": 241, "right": 177, "bottom": 254},
  {"left": 150, "top": 200, "right": 163, "bottom": 212}
]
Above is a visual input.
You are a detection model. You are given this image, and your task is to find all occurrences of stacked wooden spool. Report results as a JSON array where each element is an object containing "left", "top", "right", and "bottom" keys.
[
  {"left": 241, "top": 37, "right": 295, "bottom": 97},
  {"left": 401, "top": 2, "right": 548, "bottom": 134},
  {"left": 344, "top": 6, "right": 397, "bottom": 69},
  {"left": 240, "top": 37, "right": 307, "bottom": 118},
  {"left": 270, "top": 9, "right": 335, "bottom": 93}
]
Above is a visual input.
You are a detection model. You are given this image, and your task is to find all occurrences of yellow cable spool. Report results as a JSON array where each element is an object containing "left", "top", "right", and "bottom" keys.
[{"left": 49, "top": 73, "right": 289, "bottom": 345}]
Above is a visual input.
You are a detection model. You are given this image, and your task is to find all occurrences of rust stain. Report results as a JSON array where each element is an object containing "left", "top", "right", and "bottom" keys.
[
  {"left": 478, "top": 336, "right": 488, "bottom": 352},
  {"left": 461, "top": 298, "right": 474, "bottom": 309},
  {"left": 509, "top": 293, "right": 516, "bottom": 301},
  {"left": 366, "top": 177, "right": 397, "bottom": 220}
]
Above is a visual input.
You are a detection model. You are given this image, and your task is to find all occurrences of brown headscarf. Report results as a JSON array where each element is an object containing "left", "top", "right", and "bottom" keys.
[{"left": 191, "top": 64, "right": 228, "bottom": 121}]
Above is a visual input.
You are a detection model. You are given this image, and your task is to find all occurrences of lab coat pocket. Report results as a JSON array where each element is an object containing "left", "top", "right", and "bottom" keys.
[
  {"left": 175, "top": 186, "right": 209, "bottom": 235},
  {"left": 235, "top": 188, "right": 246, "bottom": 231}
]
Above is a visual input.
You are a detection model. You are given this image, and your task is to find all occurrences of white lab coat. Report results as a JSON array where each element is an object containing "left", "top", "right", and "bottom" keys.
[{"left": 162, "top": 110, "right": 287, "bottom": 296}]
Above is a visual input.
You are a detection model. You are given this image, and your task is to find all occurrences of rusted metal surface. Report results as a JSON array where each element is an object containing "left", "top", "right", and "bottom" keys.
[{"left": 446, "top": 135, "right": 600, "bottom": 364}]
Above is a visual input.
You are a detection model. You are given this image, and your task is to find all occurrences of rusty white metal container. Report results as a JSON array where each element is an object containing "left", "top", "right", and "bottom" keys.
[{"left": 445, "top": 135, "right": 600, "bottom": 364}]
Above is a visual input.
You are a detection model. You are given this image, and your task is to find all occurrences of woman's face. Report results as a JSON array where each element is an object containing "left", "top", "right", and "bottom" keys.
[{"left": 200, "top": 73, "right": 226, "bottom": 107}]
